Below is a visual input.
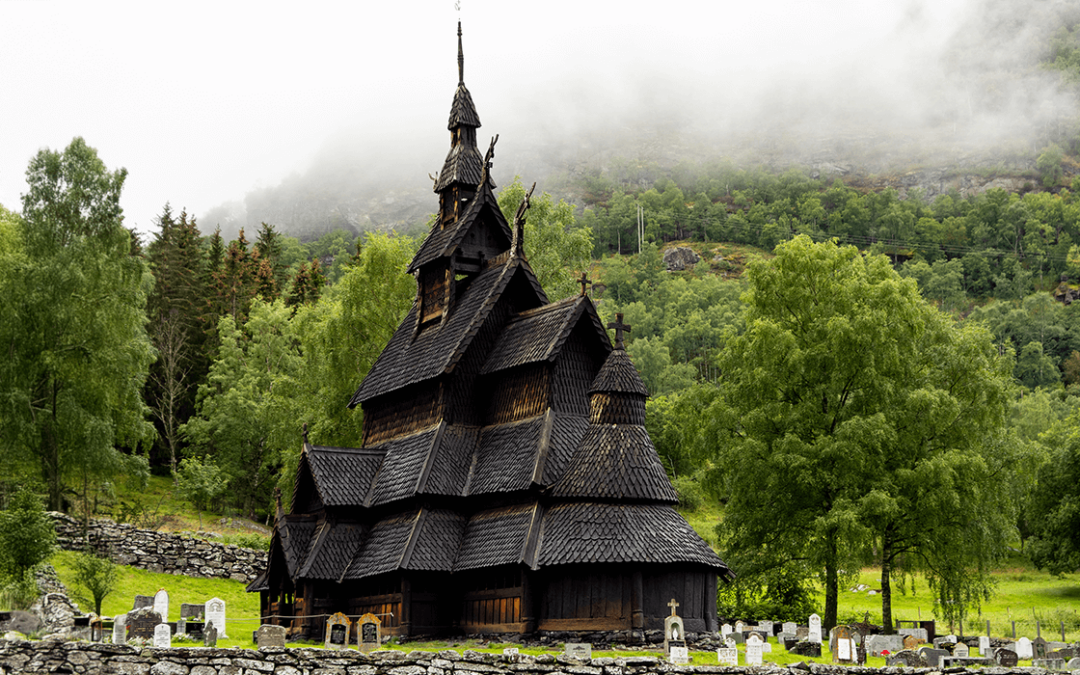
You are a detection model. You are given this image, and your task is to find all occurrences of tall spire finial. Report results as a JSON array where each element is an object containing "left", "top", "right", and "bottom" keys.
[
  {"left": 457, "top": 20, "right": 464, "bottom": 84},
  {"left": 512, "top": 182, "right": 536, "bottom": 259},
  {"left": 608, "top": 313, "right": 631, "bottom": 350}
]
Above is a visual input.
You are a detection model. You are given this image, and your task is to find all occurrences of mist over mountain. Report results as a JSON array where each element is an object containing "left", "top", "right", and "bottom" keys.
[{"left": 198, "top": 0, "right": 1080, "bottom": 243}]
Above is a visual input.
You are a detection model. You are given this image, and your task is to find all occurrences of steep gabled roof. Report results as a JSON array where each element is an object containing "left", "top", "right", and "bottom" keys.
[
  {"left": 401, "top": 508, "right": 466, "bottom": 571},
  {"left": 274, "top": 514, "right": 318, "bottom": 578},
  {"left": 481, "top": 295, "right": 610, "bottom": 375},
  {"left": 550, "top": 425, "right": 678, "bottom": 502},
  {"left": 589, "top": 347, "right": 649, "bottom": 396},
  {"left": 536, "top": 502, "right": 734, "bottom": 578},
  {"left": 303, "top": 444, "right": 386, "bottom": 507},
  {"left": 409, "top": 181, "right": 511, "bottom": 273},
  {"left": 453, "top": 503, "right": 542, "bottom": 571},
  {"left": 297, "top": 519, "right": 366, "bottom": 580},
  {"left": 350, "top": 258, "right": 546, "bottom": 406},
  {"left": 339, "top": 509, "right": 421, "bottom": 581},
  {"left": 366, "top": 425, "right": 443, "bottom": 507},
  {"left": 422, "top": 424, "right": 477, "bottom": 497}
]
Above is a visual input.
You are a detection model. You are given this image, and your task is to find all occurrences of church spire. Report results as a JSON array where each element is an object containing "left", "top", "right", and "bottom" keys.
[{"left": 458, "top": 20, "right": 464, "bottom": 85}]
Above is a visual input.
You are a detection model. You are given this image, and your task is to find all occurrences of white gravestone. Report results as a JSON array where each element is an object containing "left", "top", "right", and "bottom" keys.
[
  {"left": 837, "top": 637, "right": 853, "bottom": 661},
  {"left": 725, "top": 637, "right": 736, "bottom": 649},
  {"left": 955, "top": 643, "right": 970, "bottom": 657},
  {"left": 758, "top": 620, "right": 774, "bottom": 636},
  {"left": 153, "top": 623, "right": 171, "bottom": 648},
  {"left": 717, "top": 648, "right": 738, "bottom": 666},
  {"left": 735, "top": 620, "right": 746, "bottom": 633},
  {"left": 153, "top": 590, "right": 168, "bottom": 622},
  {"left": 669, "top": 646, "right": 690, "bottom": 664},
  {"left": 762, "top": 642, "right": 773, "bottom": 653},
  {"left": 721, "top": 624, "right": 733, "bottom": 638},
  {"left": 206, "top": 598, "right": 227, "bottom": 638},
  {"left": 783, "top": 622, "right": 797, "bottom": 635},
  {"left": 1017, "top": 637, "right": 1033, "bottom": 659},
  {"left": 808, "top": 613, "right": 822, "bottom": 643},
  {"left": 112, "top": 613, "right": 127, "bottom": 645},
  {"left": 979, "top": 636, "right": 991, "bottom": 656},
  {"left": 746, "top": 634, "right": 764, "bottom": 666}
]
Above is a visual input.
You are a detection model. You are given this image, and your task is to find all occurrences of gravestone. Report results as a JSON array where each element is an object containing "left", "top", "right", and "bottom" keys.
[
  {"left": 979, "top": 636, "right": 991, "bottom": 655},
  {"left": 731, "top": 631, "right": 745, "bottom": 644},
  {"left": 1033, "top": 636, "right": 1048, "bottom": 659},
  {"left": 204, "top": 621, "right": 218, "bottom": 648},
  {"left": 831, "top": 626, "right": 855, "bottom": 664},
  {"left": 716, "top": 648, "right": 738, "bottom": 666},
  {"left": 762, "top": 642, "right": 773, "bottom": 653},
  {"left": 954, "top": 642, "right": 969, "bottom": 657},
  {"left": 724, "top": 637, "right": 736, "bottom": 649},
  {"left": 112, "top": 613, "right": 127, "bottom": 645},
  {"left": 790, "top": 640, "right": 822, "bottom": 658},
  {"left": 783, "top": 636, "right": 799, "bottom": 651},
  {"left": 898, "top": 627, "right": 928, "bottom": 642},
  {"left": 176, "top": 618, "right": 186, "bottom": 637},
  {"left": 886, "top": 650, "right": 927, "bottom": 668},
  {"left": 669, "top": 646, "right": 690, "bottom": 665},
  {"left": 866, "top": 634, "right": 905, "bottom": 656},
  {"left": 777, "top": 632, "right": 796, "bottom": 645},
  {"left": 205, "top": 598, "right": 226, "bottom": 638},
  {"left": 720, "top": 624, "right": 732, "bottom": 638},
  {"left": 1067, "top": 657, "right": 1080, "bottom": 670},
  {"left": 325, "top": 612, "right": 351, "bottom": 650},
  {"left": 1051, "top": 647, "right": 1076, "bottom": 659},
  {"left": 1035, "top": 657, "right": 1067, "bottom": 670},
  {"left": 782, "top": 622, "right": 797, "bottom": 635},
  {"left": 502, "top": 648, "right": 519, "bottom": 663},
  {"left": 180, "top": 603, "right": 204, "bottom": 620},
  {"left": 132, "top": 595, "right": 153, "bottom": 611},
  {"left": 903, "top": 635, "right": 920, "bottom": 651},
  {"left": 153, "top": 589, "right": 168, "bottom": 621},
  {"left": 90, "top": 617, "right": 104, "bottom": 642},
  {"left": 153, "top": 623, "right": 171, "bottom": 648},
  {"left": 995, "top": 648, "right": 1019, "bottom": 667},
  {"left": 663, "top": 599, "right": 686, "bottom": 656},
  {"left": 358, "top": 613, "right": 382, "bottom": 654},
  {"left": 919, "top": 647, "right": 949, "bottom": 668},
  {"left": 129, "top": 611, "right": 162, "bottom": 640},
  {"left": 795, "top": 626, "right": 809, "bottom": 640},
  {"left": 745, "top": 633, "right": 764, "bottom": 666},
  {"left": 1017, "top": 637, "right": 1033, "bottom": 659},
  {"left": 255, "top": 624, "right": 286, "bottom": 648},
  {"left": 758, "top": 620, "right": 774, "bottom": 636},
  {"left": 565, "top": 643, "right": 592, "bottom": 660},
  {"left": 735, "top": 620, "right": 746, "bottom": 633},
  {"left": 808, "top": 613, "right": 822, "bottom": 643}
]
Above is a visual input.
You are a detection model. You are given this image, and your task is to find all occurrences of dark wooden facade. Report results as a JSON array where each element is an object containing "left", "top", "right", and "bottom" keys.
[{"left": 251, "top": 22, "right": 733, "bottom": 640}]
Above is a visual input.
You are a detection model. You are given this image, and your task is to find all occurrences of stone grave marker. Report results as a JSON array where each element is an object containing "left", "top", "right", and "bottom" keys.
[
  {"left": 1051, "top": 647, "right": 1076, "bottom": 660},
  {"left": 206, "top": 597, "right": 226, "bottom": 638},
  {"left": 153, "top": 623, "right": 171, "bottom": 648},
  {"left": 153, "top": 589, "right": 168, "bottom": 622},
  {"left": 808, "top": 613, "right": 822, "bottom": 643},
  {"left": 325, "top": 612, "right": 352, "bottom": 650},
  {"left": 831, "top": 626, "right": 855, "bottom": 664},
  {"left": 954, "top": 642, "right": 970, "bottom": 657},
  {"left": 1067, "top": 656, "right": 1080, "bottom": 670},
  {"left": 565, "top": 643, "right": 592, "bottom": 660},
  {"left": 180, "top": 603, "right": 204, "bottom": 620},
  {"left": 720, "top": 623, "right": 732, "bottom": 638},
  {"left": 358, "top": 613, "right": 382, "bottom": 654},
  {"left": 782, "top": 636, "right": 799, "bottom": 651},
  {"left": 866, "top": 634, "right": 904, "bottom": 656},
  {"left": 898, "top": 627, "right": 928, "bottom": 642},
  {"left": 732, "top": 631, "right": 745, "bottom": 644},
  {"left": 995, "top": 648, "right": 1019, "bottom": 667},
  {"left": 762, "top": 641, "right": 773, "bottom": 653},
  {"left": 919, "top": 647, "right": 949, "bottom": 668},
  {"left": 663, "top": 599, "right": 686, "bottom": 656},
  {"left": 1035, "top": 657, "right": 1067, "bottom": 670},
  {"left": 176, "top": 618, "right": 186, "bottom": 637},
  {"left": 978, "top": 635, "right": 991, "bottom": 655},
  {"left": 502, "top": 648, "right": 519, "bottom": 663},
  {"left": 204, "top": 621, "right": 218, "bottom": 648},
  {"left": 1017, "top": 636, "right": 1033, "bottom": 659},
  {"left": 129, "top": 611, "right": 161, "bottom": 640},
  {"left": 255, "top": 624, "right": 286, "bottom": 648},
  {"left": 716, "top": 647, "right": 738, "bottom": 666},
  {"left": 745, "top": 634, "right": 764, "bottom": 666},
  {"left": 758, "top": 620, "right": 774, "bottom": 636},
  {"left": 782, "top": 621, "right": 797, "bottom": 635},
  {"left": 795, "top": 626, "right": 809, "bottom": 640},
  {"left": 724, "top": 637, "right": 736, "bottom": 650},
  {"left": 903, "top": 635, "right": 920, "bottom": 651},
  {"left": 132, "top": 595, "right": 153, "bottom": 611},
  {"left": 669, "top": 646, "right": 690, "bottom": 664},
  {"left": 734, "top": 620, "right": 746, "bottom": 632},
  {"left": 886, "top": 650, "right": 926, "bottom": 667},
  {"left": 112, "top": 613, "right": 127, "bottom": 645},
  {"left": 1033, "top": 636, "right": 1048, "bottom": 659},
  {"left": 90, "top": 617, "right": 104, "bottom": 642}
]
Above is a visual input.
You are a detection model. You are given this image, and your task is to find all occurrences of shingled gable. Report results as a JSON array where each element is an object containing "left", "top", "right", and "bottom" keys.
[
  {"left": 411, "top": 174, "right": 510, "bottom": 274},
  {"left": 481, "top": 295, "right": 610, "bottom": 375},
  {"left": 295, "top": 443, "right": 386, "bottom": 510}
]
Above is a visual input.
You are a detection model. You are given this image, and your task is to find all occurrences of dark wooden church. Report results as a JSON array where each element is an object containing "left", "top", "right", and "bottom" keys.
[{"left": 251, "top": 23, "right": 733, "bottom": 640}]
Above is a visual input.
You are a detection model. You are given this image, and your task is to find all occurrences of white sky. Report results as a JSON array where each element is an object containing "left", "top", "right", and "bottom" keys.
[{"left": 0, "top": 0, "right": 1028, "bottom": 235}]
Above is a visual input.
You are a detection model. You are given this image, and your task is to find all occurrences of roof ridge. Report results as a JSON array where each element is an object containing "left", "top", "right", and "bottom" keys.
[{"left": 508, "top": 295, "right": 581, "bottom": 321}]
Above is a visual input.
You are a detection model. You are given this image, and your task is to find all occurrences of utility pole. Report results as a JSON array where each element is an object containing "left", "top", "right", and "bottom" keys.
[{"left": 637, "top": 204, "right": 643, "bottom": 254}]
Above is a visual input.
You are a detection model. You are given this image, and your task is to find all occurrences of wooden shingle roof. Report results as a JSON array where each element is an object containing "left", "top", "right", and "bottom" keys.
[
  {"left": 351, "top": 258, "right": 546, "bottom": 406},
  {"left": 447, "top": 82, "right": 481, "bottom": 129},
  {"left": 366, "top": 425, "right": 442, "bottom": 507},
  {"left": 339, "top": 509, "right": 421, "bottom": 581},
  {"left": 297, "top": 519, "right": 366, "bottom": 581},
  {"left": 402, "top": 508, "right": 466, "bottom": 571},
  {"left": 481, "top": 296, "right": 610, "bottom": 375},
  {"left": 550, "top": 425, "right": 678, "bottom": 503},
  {"left": 408, "top": 181, "right": 510, "bottom": 273},
  {"left": 589, "top": 347, "right": 649, "bottom": 396},
  {"left": 536, "top": 503, "right": 733, "bottom": 578},
  {"left": 305, "top": 445, "right": 386, "bottom": 507},
  {"left": 275, "top": 514, "right": 318, "bottom": 578},
  {"left": 453, "top": 503, "right": 541, "bottom": 572}
]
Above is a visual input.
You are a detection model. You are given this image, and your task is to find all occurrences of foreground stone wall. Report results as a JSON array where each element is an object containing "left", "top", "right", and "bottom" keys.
[
  {"left": 49, "top": 513, "right": 265, "bottom": 584},
  {"left": 0, "top": 641, "right": 1066, "bottom": 675}
]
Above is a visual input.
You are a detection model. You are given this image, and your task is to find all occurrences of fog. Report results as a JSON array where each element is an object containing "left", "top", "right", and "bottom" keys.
[{"left": 1, "top": 0, "right": 1076, "bottom": 238}]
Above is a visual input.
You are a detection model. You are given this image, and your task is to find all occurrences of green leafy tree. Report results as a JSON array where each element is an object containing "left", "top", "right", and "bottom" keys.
[
  {"left": 71, "top": 549, "right": 118, "bottom": 616},
  {"left": 714, "top": 236, "right": 1014, "bottom": 630},
  {"left": 0, "top": 487, "right": 56, "bottom": 580},
  {"left": 0, "top": 138, "right": 156, "bottom": 510},
  {"left": 1027, "top": 407, "right": 1080, "bottom": 574},
  {"left": 175, "top": 456, "right": 229, "bottom": 529}
]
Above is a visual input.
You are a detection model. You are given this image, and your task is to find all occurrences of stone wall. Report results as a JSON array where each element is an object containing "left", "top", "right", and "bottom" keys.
[
  {"left": 50, "top": 513, "right": 265, "bottom": 584},
  {"left": 0, "top": 640, "right": 1067, "bottom": 675}
]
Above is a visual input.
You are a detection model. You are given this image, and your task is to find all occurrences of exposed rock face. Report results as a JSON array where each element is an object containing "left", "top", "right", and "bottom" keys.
[
  {"left": 663, "top": 246, "right": 700, "bottom": 271},
  {"left": 49, "top": 513, "right": 265, "bottom": 584}
]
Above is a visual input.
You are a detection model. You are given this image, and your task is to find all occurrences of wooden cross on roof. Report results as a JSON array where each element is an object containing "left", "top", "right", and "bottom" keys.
[
  {"left": 578, "top": 272, "right": 590, "bottom": 297},
  {"left": 608, "top": 313, "right": 631, "bottom": 350},
  {"left": 668, "top": 598, "right": 679, "bottom": 617}
]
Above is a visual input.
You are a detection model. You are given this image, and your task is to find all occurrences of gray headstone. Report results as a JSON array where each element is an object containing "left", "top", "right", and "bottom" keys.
[
  {"left": 255, "top": 624, "right": 286, "bottom": 648},
  {"left": 325, "top": 612, "right": 351, "bottom": 650},
  {"left": 205, "top": 598, "right": 226, "bottom": 638},
  {"left": 898, "top": 627, "right": 928, "bottom": 642},
  {"left": 721, "top": 623, "right": 732, "bottom": 637},
  {"left": 153, "top": 623, "right": 171, "bottom": 648},
  {"left": 180, "top": 603, "right": 204, "bottom": 620},
  {"left": 866, "top": 634, "right": 905, "bottom": 656},
  {"left": 132, "top": 595, "right": 153, "bottom": 611},
  {"left": 1066, "top": 656, "right": 1080, "bottom": 670},
  {"left": 758, "top": 620, "right": 774, "bottom": 636},
  {"left": 564, "top": 643, "right": 592, "bottom": 660},
  {"left": 112, "top": 613, "right": 127, "bottom": 645},
  {"left": 128, "top": 611, "right": 161, "bottom": 640},
  {"left": 724, "top": 637, "right": 736, "bottom": 650},
  {"left": 886, "top": 650, "right": 927, "bottom": 668},
  {"left": 954, "top": 642, "right": 970, "bottom": 657},
  {"left": 919, "top": 647, "right": 949, "bottom": 668},
  {"left": 995, "top": 648, "right": 1019, "bottom": 667},
  {"left": 782, "top": 622, "right": 797, "bottom": 635},
  {"left": 1034, "top": 657, "right": 1066, "bottom": 670},
  {"left": 204, "top": 621, "right": 218, "bottom": 648},
  {"left": 796, "top": 626, "right": 809, "bottom": 640}
]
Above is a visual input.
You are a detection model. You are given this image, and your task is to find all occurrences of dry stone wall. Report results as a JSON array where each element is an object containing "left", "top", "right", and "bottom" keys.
[
  {"left": 49, "top": 513, "right": 265, "bottom": 584},
  {"left": 0, "top": 641, "right": 1069, "bottom": 675}
]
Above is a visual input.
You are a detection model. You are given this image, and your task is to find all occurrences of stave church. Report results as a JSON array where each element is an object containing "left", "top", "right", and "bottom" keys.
[{"left": 250, "top": 22, "right": 733, "bottom": 640}]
